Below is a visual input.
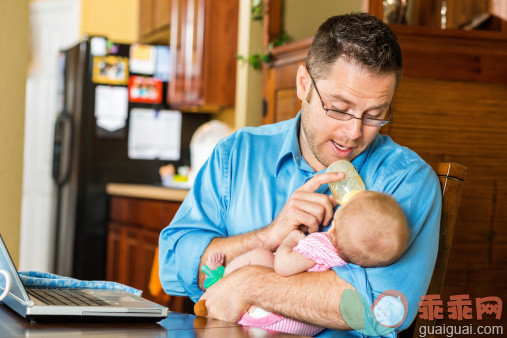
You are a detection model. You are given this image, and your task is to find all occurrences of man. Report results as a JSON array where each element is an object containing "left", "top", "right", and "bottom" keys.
[{"left": 159, "top": 12, "right": 441, "bottom": 337}]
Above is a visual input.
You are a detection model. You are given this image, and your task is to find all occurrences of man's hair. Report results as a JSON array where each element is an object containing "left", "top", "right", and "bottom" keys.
[
  {"left": 333, "top": 191, "right": 409, "bottom": 268},
  {"left": 307, "top": 12, "right": 402, "bottom": 85}
]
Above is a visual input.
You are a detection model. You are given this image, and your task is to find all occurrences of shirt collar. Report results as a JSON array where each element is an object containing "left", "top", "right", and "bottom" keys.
[
  {"left": 274, "top": 111, "right": 304, "bottom": 177},
  {"left": 351, "top": 134, "right": 379, "bottom": 175}
]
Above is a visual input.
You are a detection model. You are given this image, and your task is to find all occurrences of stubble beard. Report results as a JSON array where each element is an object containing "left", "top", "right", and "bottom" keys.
[
  {"left": 300, "top": 104, "right": 334, "bottom": 169},
  {"left": 300, "top": 104, "right": 367, "bottom": 167}
]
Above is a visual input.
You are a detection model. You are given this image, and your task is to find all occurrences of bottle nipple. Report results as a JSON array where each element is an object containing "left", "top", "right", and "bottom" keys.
[{"left": 326, "top": 160, "right": 365, "bottom": 205}]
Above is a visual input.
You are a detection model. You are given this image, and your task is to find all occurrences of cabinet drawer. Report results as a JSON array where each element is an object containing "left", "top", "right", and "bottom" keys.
[{"left": 109, "top": 196, "right": 181, "bottom": 231}]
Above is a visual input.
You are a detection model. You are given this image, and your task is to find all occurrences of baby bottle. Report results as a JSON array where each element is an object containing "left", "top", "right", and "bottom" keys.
[{"left": 326, "top": 160, "right": 365, "bottom": 205}]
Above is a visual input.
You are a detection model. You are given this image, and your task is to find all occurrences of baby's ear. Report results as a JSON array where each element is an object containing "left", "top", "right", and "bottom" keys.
[{"left": 328, "top": 221, "right": 336, "bottom": 234}]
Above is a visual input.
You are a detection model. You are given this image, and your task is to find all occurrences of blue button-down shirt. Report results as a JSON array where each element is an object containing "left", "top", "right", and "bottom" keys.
[{"left": 159, "top": 112, "right": 441, "bottom": 337}]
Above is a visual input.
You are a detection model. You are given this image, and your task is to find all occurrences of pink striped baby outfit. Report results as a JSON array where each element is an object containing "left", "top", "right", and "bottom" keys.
[{"left": 238, "top": 232, "right": 347, "bottom": 336}]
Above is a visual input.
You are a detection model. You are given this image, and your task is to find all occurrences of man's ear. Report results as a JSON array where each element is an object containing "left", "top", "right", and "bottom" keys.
[{"left": 296, "top": 65, "right": 310, "bottom": 101}]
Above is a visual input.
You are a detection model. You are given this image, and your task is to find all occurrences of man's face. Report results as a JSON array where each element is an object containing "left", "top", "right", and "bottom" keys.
[{"left": 297, "top": 58, "right": 397, "bottom": 172}]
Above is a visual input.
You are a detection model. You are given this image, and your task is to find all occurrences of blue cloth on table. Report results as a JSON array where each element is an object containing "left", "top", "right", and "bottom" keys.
[{"left": 18, "top": 271, "right": 142, "bottom": 296}]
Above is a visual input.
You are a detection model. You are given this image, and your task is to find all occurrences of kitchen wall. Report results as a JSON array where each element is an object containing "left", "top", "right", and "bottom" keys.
[
  {"left": 81, "top": 0, "right": 139, "bottom": 43},
  {"left": 283, "top": 0, "right": 363, "bottom": 41},
  {"left": 0, "top": 0, "right": 29, "bottom": 264},
  {"left": 234, "top": 0, "right": 263, "bottom": 129}
]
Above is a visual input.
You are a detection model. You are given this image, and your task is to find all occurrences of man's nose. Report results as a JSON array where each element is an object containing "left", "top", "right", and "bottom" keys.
[{"left": 344, "top": 117, "right": 363, "bottom": 139}]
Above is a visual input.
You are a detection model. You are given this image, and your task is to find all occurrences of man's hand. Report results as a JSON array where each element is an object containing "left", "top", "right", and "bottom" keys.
[
  {"left": 264, "top": 172, "right": 342, "bottom": 250},
  {"left": 201, "top": 265, "right": 355, "bottom": 330},
  {"left": 200, "top": 269, "right": 250, "bottom": 322}
]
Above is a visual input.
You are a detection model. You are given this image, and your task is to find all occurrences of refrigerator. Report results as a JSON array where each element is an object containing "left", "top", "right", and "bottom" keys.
[{"left": 52, "top": 36, "right": 209, "bottom": 280}]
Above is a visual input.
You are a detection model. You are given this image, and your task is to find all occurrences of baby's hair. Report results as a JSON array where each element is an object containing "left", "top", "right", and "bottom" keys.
[{"left": 333, "top": 191, "right": 409, "bottom": 267}]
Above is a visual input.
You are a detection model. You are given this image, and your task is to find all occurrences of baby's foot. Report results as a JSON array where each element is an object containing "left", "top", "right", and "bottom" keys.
[
  {"left": 206, "top": 252, "right": 224, "bottom": 270},
  {"left": 248, "top": 306, "right": 272, "bottom": 318}
]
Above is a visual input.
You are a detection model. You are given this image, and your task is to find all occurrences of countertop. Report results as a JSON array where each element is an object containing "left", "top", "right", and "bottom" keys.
[{"left": 106, "top": 183, "right": 189, "bottom": 202}]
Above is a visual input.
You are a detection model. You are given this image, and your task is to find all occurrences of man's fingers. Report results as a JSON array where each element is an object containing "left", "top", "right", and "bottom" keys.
[
  {"left": 295, "top": 209, "right": 320, "bottom": 233},
  {"left": 298, "top": 172, "right": 345, "bottom": 192},
  {"left": 328, "top": 194, "right": 338, "bottom": 208},
  {"left": 299, "top": 225, "right": 309, "bottom": 233},
  {"left": 291, "top": 199, "right": 326, "bottom": 224},
  {"left": 293, "top": 191, "right": 335, "bottom": 226},
  {"left": 306, "top": 221, "right": 320, "bottom": 234}
]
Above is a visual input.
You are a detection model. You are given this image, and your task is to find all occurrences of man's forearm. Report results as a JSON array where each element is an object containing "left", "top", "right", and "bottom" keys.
[
  {"left": 198, "top": 227, "right": 273, "bottom": 290},
  {"left": 237, "top": 265, "right": 355, "bottom": 330}
]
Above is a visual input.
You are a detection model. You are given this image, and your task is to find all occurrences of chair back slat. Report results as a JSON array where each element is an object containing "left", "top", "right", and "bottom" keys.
[
  {"left": 427, "top": 162, "right": 466, "bottom": 295},
  {"left": 402, "top": 162, "right": 467, "bottom": 338}
]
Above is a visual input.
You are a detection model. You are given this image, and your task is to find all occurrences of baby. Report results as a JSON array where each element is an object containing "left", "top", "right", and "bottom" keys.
[{"left": 203, "top": 190, "right": 409, "bottom": 336}]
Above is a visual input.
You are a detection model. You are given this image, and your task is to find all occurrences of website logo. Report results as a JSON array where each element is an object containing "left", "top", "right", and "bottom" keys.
[{"left": 418, "top": 294, "right": 502, "bottom": 321}]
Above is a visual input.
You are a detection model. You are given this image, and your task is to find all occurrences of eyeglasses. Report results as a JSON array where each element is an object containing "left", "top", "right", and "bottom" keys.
[{"left": 307, "top": 70, "right": 392, "bottom": 127}]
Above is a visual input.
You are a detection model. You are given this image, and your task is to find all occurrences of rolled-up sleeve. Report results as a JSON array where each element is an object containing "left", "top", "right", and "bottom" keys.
[
  {"left": 159, "top": 138, "right": 231, "bottom": 302},
  {"left": 330, "top": 160, "right": 442, "bottom": 336}
]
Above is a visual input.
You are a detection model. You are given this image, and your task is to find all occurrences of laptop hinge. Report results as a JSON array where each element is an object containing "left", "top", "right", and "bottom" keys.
[{"left": 5, "top": 291, "right": 34, "bottom": 308}]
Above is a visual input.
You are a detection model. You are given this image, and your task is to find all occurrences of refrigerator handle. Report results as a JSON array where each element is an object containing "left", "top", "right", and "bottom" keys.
[{"left": 52, "top": 110, "right": 73, "bottom": 187}]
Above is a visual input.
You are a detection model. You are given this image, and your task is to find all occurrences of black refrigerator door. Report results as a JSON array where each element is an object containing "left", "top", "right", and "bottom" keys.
[{"left": 52, "top": 41, "right": 89, "bottom": 278}]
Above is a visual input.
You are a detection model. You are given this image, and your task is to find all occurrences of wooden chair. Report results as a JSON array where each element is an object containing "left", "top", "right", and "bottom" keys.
[{"left": 400, "top": 162, "right": 467, "bottom": 338}]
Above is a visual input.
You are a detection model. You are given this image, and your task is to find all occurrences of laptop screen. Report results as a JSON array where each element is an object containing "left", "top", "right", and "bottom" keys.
[{"left": 0, "top": 235, "right": 30, "bottom": 303}]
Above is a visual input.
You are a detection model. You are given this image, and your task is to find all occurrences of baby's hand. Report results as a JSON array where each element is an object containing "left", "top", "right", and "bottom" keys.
[
  {"left": 285, "top": 230, "right": 306, "bottom": 243},
  {"left": 278, "top": 230, "right": 306, "bottom": 253}
]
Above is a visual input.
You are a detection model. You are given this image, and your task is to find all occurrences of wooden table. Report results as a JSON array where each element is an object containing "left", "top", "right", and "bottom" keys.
[{"left": 0, "top": 305, "right": 304, "bottom": 337}]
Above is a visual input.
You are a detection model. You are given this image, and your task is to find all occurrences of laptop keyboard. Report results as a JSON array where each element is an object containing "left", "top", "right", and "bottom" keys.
[{"left": 27, "top": 288, "right": 109, "bottom": 307}]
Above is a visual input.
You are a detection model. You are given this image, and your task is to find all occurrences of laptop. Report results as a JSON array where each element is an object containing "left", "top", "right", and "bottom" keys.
[{"left": 0, "top": 235, "right": 169, "bottom": 321}]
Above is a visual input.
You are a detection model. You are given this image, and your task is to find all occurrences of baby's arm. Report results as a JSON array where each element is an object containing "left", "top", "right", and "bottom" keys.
[{"left": 274, "top": 230, "right": 316, "bottom": 276}]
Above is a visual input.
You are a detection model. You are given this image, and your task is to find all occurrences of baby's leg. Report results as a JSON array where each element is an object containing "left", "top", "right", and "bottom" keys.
[
  {"left": 223, "top": 248, "right": 274, "bottom": 315},
  {"left": 224, "top": 248, "right": 274, "bottom": 276}
]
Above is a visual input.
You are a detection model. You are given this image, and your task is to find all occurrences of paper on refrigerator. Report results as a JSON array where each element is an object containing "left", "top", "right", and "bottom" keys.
[
  {"left": 128, "top": 108, "right": 182, "bottom": 160},
  {"left": 94, "top": 85, "right": 128, "bottom": 132},
  {"left": 129, "top": 44, "right": 156, "bottom": 75}
]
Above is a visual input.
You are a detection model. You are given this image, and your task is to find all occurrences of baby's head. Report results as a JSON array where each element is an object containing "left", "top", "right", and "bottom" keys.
[{"left": 328, "top": 191, "right": 409, "bottom": 268}]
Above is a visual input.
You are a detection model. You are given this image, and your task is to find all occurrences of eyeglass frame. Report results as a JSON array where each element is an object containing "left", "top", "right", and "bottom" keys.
[{"left": 306, "top": 67, "right": 392, "bottom": 127}]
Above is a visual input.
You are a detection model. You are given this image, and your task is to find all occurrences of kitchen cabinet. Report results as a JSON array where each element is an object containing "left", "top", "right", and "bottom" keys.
[
  {"left": 138, "top": 0, "right": 239, "bottom": 111},
  {"left": 139, "top": 0, "right": 172, "bottom": 44},
  {"left": 168, "top": 0, "right": 239, "bottom": 111},
  {"left": 106, "top": 191, "right": 194, "bottom": 313}
]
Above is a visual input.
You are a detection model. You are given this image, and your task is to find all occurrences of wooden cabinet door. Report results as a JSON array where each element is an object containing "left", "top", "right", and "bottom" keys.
[
  {"left": 155, "top": 0, "right": 172, "bottom": 30},
  {"left": 168, "top": 0, "right": 238, "bottom": 110},
  {"left": 263, "top": 61, "right": 303, "bottom": 125},
  {"left": 106, "top": 196, "right": 195, "bottom": 312},
  {"left": 139, "top": 0, "right": 156, "bottom": 37},
  {"left": 168, "top": 0, "right": 204, "bottom": 106},
  {"left": 106, "top": 223, "right": 123, "bottom": 284},
  {"left": 106, "top": 222, "right": 159, "bottom": 299},
  {"left": 125, "top": 226, "right": 159, "bottom": 294},
  {"left": 139, "top": 0, "right": 171, "bottom": 43}
]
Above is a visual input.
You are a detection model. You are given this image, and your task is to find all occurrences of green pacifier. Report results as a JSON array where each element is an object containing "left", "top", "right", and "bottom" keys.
[{"left": 201, "top": 265, "right": 225, "bottom": 289}]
